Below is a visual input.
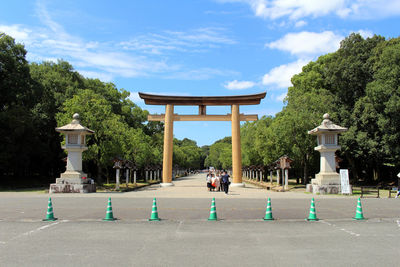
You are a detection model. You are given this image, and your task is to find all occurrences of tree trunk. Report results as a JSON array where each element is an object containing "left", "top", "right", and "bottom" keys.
[
  {"left": 346, "top": 155, "right": 360, "bottom": 184},
  {"left": 97, "top": 163, "right": 103, "bottom": 184},
  {"left": 302, "top": 154, "right": 308, "bottom": 185}
]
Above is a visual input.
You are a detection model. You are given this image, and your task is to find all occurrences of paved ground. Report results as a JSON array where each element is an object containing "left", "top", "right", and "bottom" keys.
[{"left": 1, "top": 173, "right": 399, "bottom": 266}]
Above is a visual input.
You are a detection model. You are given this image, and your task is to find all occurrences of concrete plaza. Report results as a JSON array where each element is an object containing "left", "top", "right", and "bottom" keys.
[{"left": 0, "top": 173, "right": 399, "bottom": 266}]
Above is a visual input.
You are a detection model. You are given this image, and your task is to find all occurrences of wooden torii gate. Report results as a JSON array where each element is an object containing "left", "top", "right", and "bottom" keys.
[{"left": 139, "top": 92, "right": 266, "bottom": 187}]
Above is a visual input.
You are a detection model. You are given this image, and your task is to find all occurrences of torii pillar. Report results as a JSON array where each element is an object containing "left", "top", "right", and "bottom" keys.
[
  {"left": 231, "top": 104, "right": 242, "bottom": 186},
  {"left": 139, "top": 92, "right": 266, "bottom": 187},
  {"left": 162, "top": 104, "right": 174, "bottom": 186}
]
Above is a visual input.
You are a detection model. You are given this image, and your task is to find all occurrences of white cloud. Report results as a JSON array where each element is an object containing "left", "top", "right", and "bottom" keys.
[
  {"left": 348, "top": 0, "right": 400, "bottom": 19},
  {"left": 128, "top": 92, "right": 144, "bottom": 104},
  {"left": 165, "top": 68, "right": 239, "bottom": 80},
  {"left": 78, "top": 70, "right": 113, "bottom": 82},
  {"left": 218, "top": 0, "right": 400, "bottom": 20},
  {"left": 0, "top": 25, "right": 32, "bottom": 43},
  {"left": 262, "top": 59, "right": 309, "bottom": 89},
  {"left": 218, "top": 0, "right": 347, "bottom": 20},
  {"left": 266, "top": 31, "right": 343, "bottom": 57},
  {"left": 0, "top": 1, "right": 235, "bottom": 82},
  {"left": 119, "top": 27, "right": 236, "bottom": 55},
  {"left": 356, "top": 29, "right": 373, "bottom": 39},
  {"left": 295, "top": 20, "right": 307, "bottom": 27},
  {"left": 224, "top": 80, "right": 256, "bottom": 90}
]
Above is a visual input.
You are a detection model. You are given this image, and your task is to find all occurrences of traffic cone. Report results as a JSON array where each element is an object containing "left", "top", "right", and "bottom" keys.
[
  {"left": 353, "top": 198, "right": 366, "bottom": 220},
  {"left": 149, "top": 198, "right": 160, "bottom": 221},
  {"left": 43, "top": 197, "right": 57, "bottom": 221},
  {"left": 306, "top": 198, "right": 319, "bottom": 221},
  {"left": 208, "top": 198, "right": 217, "bottom": 221},
  {"left": 103, "top": 197, "right": 116, "bottom": 221},
  {"left": 263, "top": 197, "right": 274, "bottom": 221}
]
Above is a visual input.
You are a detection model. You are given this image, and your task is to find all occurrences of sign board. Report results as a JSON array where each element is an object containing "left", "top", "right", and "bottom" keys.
[{"left": 340, "top": 169, "right": 351, "bottom": 194}]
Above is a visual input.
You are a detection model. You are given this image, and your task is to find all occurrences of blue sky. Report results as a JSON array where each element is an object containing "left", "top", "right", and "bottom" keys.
[{"left": 1, "top": 0, "right": 400, "bottom": 146}]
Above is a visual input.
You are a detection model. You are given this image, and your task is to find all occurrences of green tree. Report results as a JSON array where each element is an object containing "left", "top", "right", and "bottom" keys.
[
  {"left": 0, "top": 33, "right": 63, "bottom": 183},
  {"left": 56, "top": 89, "right": 128, "bottom": 183},
  {"left": 204, "top": 138, "right": 232, "bottom": 169}
]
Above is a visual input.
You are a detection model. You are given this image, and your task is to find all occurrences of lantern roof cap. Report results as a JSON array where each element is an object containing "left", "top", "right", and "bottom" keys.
[
  {"left": 308, "top": 113, "right": 347, "bottom": 135},
  {"left": 56, "top": 113, "right": 94, "bottom": 134}
]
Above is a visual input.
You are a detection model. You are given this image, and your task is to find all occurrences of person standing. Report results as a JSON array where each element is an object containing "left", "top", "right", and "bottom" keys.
[
  {"left": 206, "top": 172, "right": 212, "bottom": 191},
  {"left": 221, "top": 171, "right": 230, "bottom": 194},
  {"left": 211, "top": 174, "right": 217, "bottom": 191},
  {"left": 397, "top": 172, "right": 400, "bottom": 198}
]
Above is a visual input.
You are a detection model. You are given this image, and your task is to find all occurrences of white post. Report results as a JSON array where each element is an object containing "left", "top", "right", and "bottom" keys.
[
  {"left": 276, "top": 170, "right": 280, "bottom": 186},
  {"left": 116, "top": 169, "right": 120, "bottom": 190},
  {"left": 270, "top": 170, "right": 273, "bottom": 184},
  {"left": 145, "top": 170, "right": 148, "bottom": 182},
  {"left": 134, "top": 170, "right": 137, "bottom": 184},
  {"left": 284, "top": 169, "right": 289, "bottom": 190},
  {"left": 126, "top": 169, "right": 129, "bottom": 185}
]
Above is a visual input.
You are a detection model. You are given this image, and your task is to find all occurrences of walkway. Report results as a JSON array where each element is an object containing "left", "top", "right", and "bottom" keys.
[{"left": 122, "top": 173, "right": 351, "bottom": 199}]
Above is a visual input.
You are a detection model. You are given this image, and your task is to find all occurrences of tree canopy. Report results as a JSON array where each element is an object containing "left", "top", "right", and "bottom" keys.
[
  {"left": 240, "top": 33, "right": 400, "bottom": 184},
  {"left": 0, "top": 33, "right": 203, "bottom": 186}
]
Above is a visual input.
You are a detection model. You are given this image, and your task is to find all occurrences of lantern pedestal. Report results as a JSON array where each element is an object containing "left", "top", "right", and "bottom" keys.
[
  {"left": 50, "top": 166, "right": 96, "bottom": 193},
  {"left": 50, "top": 183, "right": 96, "bottom": 193},
  {"left": 307, "top": 173, "right": 341, "bottom": 194}
]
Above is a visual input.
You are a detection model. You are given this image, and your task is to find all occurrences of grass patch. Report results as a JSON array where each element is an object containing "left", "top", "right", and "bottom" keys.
[
  {"left": 0, "top": 187, "right": 47, "bottom": 193},
  {"left": 97, "top": 181, "right": 159, "bottom": 192}
]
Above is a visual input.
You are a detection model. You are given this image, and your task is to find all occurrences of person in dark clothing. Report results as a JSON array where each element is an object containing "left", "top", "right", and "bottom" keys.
[{"left": 221, "top": 171, "right": 230, "bottom": 194}]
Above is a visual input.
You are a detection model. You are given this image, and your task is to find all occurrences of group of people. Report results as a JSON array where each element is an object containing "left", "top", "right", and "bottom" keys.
[{"left": 206, "top": 171, "right": 231, "bottom": 194}]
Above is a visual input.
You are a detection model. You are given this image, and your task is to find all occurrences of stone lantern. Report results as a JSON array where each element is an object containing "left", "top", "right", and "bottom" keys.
[
  {"left": 50, "top": 113, "right": 96, "bottom": 193},
  {"left": 307, "top": 113, "right": 347, "bottom": 194}
]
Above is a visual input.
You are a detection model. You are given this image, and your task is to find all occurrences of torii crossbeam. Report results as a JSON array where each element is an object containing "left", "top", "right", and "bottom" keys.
[{"left": 139, "top": 92, "right": 266, "bottom": 187}]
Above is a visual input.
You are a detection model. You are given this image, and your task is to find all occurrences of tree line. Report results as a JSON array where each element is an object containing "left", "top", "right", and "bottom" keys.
[
  {"left": 206, "top": 33, "right": 400, "bottom": 185},
  {"left": 0, "top": 33, "right": 205, "bottom": 186}
]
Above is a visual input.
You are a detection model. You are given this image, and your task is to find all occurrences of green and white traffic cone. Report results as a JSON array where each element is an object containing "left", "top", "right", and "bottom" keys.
[
  {"left": 353, "top": 198, "right": 366, "bottom": 220},
  {"left": 149, "top": 198, "right": 160, "bottom": 221},
  {"left": 103, "top": 197, "right": 116, "bottom": 221},
  {"left": 306, "top": 198, "right": 319, "bottom": 221},
  {"left": 263, "top": 197, "right": 274, "bottom": 221},
  {"left": 208, "top": 198, "right": 218, "bottom": 221},
  {"left": 43, "top": 197, "right": 57, "bottom": 221}
]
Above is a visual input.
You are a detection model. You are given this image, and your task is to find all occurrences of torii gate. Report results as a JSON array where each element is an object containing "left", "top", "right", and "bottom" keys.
[{"left": 139, "top": 92, "right": 266, "bottom": 187}]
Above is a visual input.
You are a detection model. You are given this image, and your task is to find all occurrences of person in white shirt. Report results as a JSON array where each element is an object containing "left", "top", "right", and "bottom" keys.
[{"left": 206, "top": 172, "right": 212, "bottom": 191}]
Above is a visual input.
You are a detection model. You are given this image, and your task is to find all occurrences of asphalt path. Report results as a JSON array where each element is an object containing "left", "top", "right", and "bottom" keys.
[{"left": 0, "top": 173, "right": 399, "bottom": 266}]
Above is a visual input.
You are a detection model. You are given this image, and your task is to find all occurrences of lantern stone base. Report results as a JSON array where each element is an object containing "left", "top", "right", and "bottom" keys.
[
  {"left": 306, "top": 172, "right": 352, "bottom": 195},
  {"left": 306, "top": 184, "right": 340, "bottom": 194},
  {"left": 49, "top": 183, "right": 96, "bottom": 193},
  {"left": 50, "top": 171, "right": 96, "bottom": 193},
  {"left": 56, "top": 171, "right": 90, "bottom": 184}
]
